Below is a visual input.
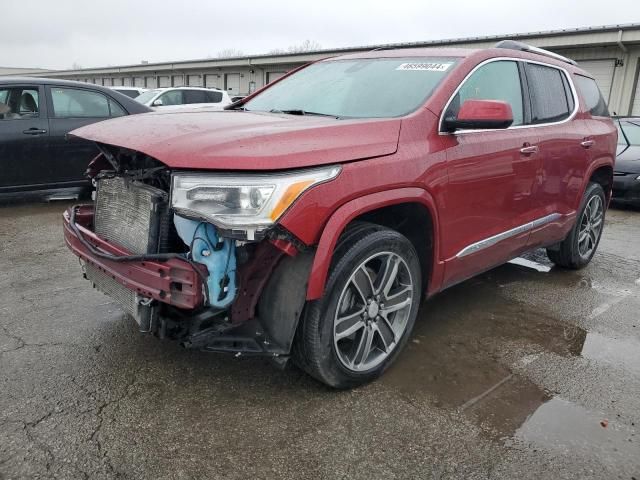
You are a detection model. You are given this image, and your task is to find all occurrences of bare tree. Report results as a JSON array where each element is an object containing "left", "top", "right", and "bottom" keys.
[
  {"left": 216, "top": 48, "right": 245, "bottom": 59},
  {"left": 287, "top": 40, "right": 321, "bottom": 53}
]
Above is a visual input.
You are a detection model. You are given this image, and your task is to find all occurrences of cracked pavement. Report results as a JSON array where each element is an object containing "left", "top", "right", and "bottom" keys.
[{"left": 1, "top": 202, "right": 639, "bottom": 479}]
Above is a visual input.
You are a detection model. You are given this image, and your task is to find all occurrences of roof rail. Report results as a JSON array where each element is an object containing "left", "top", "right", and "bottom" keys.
[{"left": 494, "top": 40, "right": 577, "bottom": 66}]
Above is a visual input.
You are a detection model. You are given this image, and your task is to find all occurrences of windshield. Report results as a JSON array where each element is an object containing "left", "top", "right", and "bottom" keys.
[
  {"left": 617, "top": 120, "right": 640, "bottom": 146},
  {"left": 135, "top": 89, "right": 160, "bottom": 104},
  {"left": 244, "top": 57, "right": 458, "bottom": 118}
]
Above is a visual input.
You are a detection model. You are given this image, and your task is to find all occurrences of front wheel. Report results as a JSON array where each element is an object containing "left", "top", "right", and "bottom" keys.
[
  {"left": 293, "top": 226, "right": 422, "bottom": 389},
  {"left": 547, "top": 182, "right": 606, "bottom": 269}
]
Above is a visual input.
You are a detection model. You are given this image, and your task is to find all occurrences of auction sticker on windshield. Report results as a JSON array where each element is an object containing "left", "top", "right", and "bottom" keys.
[{"left": 396, "top": 62, "right": 452, "bottom": 71}]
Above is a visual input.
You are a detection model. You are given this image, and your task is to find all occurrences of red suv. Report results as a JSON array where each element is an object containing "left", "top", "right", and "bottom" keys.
[{"left": 63, "top": 41, "right": 616, "bottom": 388}]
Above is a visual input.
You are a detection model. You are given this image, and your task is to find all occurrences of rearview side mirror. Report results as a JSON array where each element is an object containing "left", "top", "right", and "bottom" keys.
[
  {"left": 443, "top": 99, "right": 514, "bottom": 132},
  {"left": 152, "top": 99, "right": 163, "bottom": 107}
]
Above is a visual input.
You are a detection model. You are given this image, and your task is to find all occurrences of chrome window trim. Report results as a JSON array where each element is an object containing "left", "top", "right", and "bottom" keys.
[
  {"left": 455, "top": 213, "right": 562, "bottom": 258},
  {"left": 438, "top": 57, "right": 580, "bottom": 136}
]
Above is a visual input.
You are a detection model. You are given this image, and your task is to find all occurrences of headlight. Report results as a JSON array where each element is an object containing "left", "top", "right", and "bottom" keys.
[
  {"left": 171, "top": 165, "right": 341, "bottom": 239},
  {"left": 636, "top": 174, "right": 640, "bottom": 181}
]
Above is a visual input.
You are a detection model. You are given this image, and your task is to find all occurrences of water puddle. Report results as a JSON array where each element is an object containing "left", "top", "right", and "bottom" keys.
[
  {"left": 514, "top": 398, "right": 637, "bottom": 465},
  {"left": 382, "top": 261, "right": 639, "bottom": 443},
  {"left": 581, "top": 332, "right": 640, "bottom": 375}
]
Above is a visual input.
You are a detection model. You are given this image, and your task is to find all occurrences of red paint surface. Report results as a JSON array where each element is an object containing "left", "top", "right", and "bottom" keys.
[
  {"left": 67, "top": 47, "right": 617, "bottom": 306},
  {"left": 70, "top": 112, "right": 401, "bottom": 171}
]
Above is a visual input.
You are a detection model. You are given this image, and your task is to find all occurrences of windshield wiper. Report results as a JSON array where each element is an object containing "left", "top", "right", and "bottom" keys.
[{"left": 269, "top": 109, "right": 338, "bottom": 118}]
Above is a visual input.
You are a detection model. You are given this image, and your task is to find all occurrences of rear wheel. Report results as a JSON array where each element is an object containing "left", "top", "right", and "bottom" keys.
[
  {"left": 547, "top": 182, "right": 606, "bottom": 269},
  {"left": 293, "top": 225, "right": 421, "bottom": 389}
]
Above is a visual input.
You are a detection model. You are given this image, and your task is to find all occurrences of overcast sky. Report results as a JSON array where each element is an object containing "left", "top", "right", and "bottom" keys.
[{"left": 2, "top": 0, "right": 638, "bottom": 70}]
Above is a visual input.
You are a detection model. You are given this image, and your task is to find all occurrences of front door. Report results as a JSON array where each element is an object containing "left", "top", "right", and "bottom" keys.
[
  {"left": 0, "top": 84, "right": 51, "bottom": 191},
  {"left": 439, "top": 60, "right": 540, "bottom": 287}
]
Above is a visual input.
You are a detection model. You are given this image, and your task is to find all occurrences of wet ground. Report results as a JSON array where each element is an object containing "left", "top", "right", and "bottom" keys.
[{"left": 1, "top": 202, "right": 639, "bottom": 480}]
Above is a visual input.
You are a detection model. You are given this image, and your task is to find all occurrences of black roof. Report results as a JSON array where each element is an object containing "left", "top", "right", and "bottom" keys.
[{"left": 0, "top": 76, "right": 152, "bottom": 114}]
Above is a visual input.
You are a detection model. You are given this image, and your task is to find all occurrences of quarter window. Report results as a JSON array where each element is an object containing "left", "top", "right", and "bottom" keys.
[
  {"left": 445, "top": 60, "right": 524, "bottom": 126},
  {"left": 206, "top": 91, "right": 223, "bottom": 103},
  {"left": 109, "top": 99, "right": 126, "bottom": 117},
  {"left": 526, "top": 64, "right": 574, "bottom": 124},
  {"left": 51, "top": 88, "right": 111, "bottom": 118},
  {"left": 574, "top": 74, "right": 609, "bottom": 117}
]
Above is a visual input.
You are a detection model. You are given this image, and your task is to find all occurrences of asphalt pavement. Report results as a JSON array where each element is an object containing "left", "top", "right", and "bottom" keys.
[{"left": 1, "top": 202, "right": 639, "bottom": 480}]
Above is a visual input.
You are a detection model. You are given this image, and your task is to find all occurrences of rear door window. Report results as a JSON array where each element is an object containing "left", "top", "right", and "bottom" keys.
[
  {"left": 183, "top": 90, "right": 208, "bottom": 104},
  {"left": 445, "top": 60, "right": 524, "bottom": 126},
  {"left": 574, "top": 74, "right": 609, "bottom": 117},
  {"left": 51, "top": 88, "right": 111, "bottom": 118},
  {"left": 525, "top": 63, "right": 574, "bottom": 124}
]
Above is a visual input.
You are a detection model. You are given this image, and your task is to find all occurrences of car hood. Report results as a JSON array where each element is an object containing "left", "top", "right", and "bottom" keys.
[
  {"left": 616, "top": 145, "right": 640, "bottom": 174},
  {"left": 70, "top": 110, "right": 401, "bottom": 170}
]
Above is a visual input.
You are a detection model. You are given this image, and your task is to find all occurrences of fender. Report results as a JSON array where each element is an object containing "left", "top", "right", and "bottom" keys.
[{"left": 305, "top": 187, "right": 444, "bottom": 300}]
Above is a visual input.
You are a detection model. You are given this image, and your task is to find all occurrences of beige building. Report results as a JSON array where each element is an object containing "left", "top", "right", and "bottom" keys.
[{"left": 23, "top": 23, "right": 640, "bottom": 115}]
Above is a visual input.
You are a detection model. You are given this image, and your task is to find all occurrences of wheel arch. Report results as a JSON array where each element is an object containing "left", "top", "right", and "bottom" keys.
[
  {"left": 306, "top": 187, "right": 441, "bottom": 300},
  {"left": 588, "top": 163, "right": 614, "bottom": 202}
]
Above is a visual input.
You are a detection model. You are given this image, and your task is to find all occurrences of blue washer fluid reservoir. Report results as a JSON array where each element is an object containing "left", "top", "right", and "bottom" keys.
[{"left": 173, "top": 215, "right": 237, "bottom": 309}]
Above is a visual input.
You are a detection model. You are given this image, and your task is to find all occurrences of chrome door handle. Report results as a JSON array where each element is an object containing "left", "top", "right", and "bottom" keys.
[
  {"left": 580, "top": 139, "right": 595, "bottom": 148},
  {"left": 520, "top": 145, "right": 539, "bottom": 155},
  {"left": 23, "top": 128, "right": 47, "bottom": 135}
]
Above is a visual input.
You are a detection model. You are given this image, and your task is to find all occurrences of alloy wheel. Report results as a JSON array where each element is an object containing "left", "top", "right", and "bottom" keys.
[
  {"left": 577, "top": 195, "right": 604, "bottom": 259},
  {"left": 333, "top": 251, "right": 414, "bottom": 372}
]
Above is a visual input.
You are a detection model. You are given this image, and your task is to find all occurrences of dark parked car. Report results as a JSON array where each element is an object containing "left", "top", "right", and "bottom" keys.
[
  {"left": 0, "top": 77, "right": 151, "bottom": 200},
  {"left": 63, "top": 42, "right": 616, "bottom": 388},
  {"left": 613, "top": 117, "right": 640, "bottom": 207}
]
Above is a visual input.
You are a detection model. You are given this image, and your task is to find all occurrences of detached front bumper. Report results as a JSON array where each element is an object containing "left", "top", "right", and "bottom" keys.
[{"left": 63, "top": 205, "right": 206, "bottom": 310}]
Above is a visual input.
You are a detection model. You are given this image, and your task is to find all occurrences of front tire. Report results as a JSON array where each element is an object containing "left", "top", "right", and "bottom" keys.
[
  {"left": 547, "top": 182, "right": 606, "bottom": 269},
  {"left": 293, "top": 226, "right": 422, "bottom": 389}
]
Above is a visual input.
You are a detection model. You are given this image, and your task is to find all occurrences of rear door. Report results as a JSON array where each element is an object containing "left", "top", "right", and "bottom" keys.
[
  {"left": 524, "top": 63, "right": 592, "bottom": 247},
  {"left": 46, "top": 85, "right": 127, "bottom": 184},
  {"left": 0, "top": 84, "right": 51, "bottom": 190},
  {"left": 440, "top": 59, "right": 540, "bottom": 287}
]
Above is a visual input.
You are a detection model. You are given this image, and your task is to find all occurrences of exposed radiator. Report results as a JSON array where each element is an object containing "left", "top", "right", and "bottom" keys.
[
  {"left": 94, "top": 176, "right": 168, "bottom": 255},
  {"left": 89, "top": 176, "right": 171, "bottom": 330}
]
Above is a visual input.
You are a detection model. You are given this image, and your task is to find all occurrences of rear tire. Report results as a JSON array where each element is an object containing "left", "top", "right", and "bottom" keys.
[
  {"left": 293, "top": 225, "right": 422, "bottom": 389},
  {"left": 546, "top": 182, "right": 606, "bottom": 269}
]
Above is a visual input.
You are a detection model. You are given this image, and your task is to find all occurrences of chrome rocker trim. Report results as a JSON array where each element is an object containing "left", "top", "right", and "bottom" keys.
[{"left": 456, "top": 213, "right": 562, "bottom": 258}]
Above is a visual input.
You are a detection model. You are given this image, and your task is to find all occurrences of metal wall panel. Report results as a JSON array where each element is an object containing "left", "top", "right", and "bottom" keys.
[
  {"left": 187, "top": 74, "right": 203, "bottom": 86},
  {"left": 204, "top": 74, "right": 220, "bottom": 88},
  {"left": 578, "top": 59, "right": 616, "bottom": 104}
]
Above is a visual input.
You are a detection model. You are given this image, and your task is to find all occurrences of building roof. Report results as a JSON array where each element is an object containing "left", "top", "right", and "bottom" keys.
[{"left": 23, "top": 22, "right": 640, "bottom": 77}]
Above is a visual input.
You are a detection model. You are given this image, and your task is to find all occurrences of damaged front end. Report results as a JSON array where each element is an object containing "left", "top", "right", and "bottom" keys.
[{"left": 64, "top": 146, "right": 337, "bottom": 359}]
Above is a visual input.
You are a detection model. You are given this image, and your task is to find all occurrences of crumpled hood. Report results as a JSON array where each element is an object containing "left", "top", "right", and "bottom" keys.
[
  {"left": 70, "top": 109, "right": 401, "bottom": 170},
  {"left": 616, "top": 145, "right": 640, "bottom": 174}
]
